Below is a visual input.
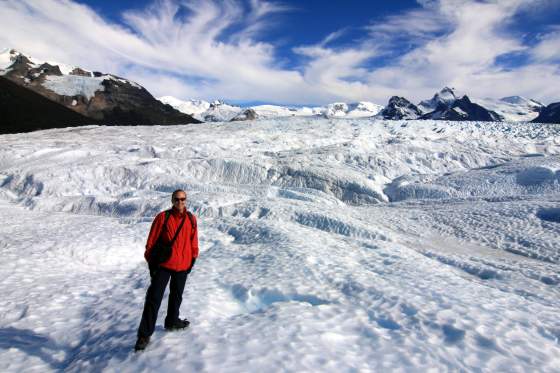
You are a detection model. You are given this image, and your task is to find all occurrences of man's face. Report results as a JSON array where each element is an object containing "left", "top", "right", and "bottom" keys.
[{"left": 172, "top": 191, "right": 187, "bottom": 211}]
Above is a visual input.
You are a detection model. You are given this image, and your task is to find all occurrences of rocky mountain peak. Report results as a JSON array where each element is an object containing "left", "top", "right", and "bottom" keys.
[
  {"left": 422, "top": 94, "right": 501, "bottom": 121},
  {"left": 1, "top": 49, "right": 199, "bottom": 128},
  {"left": 380, "top": 96, "right": 422, "bottom": 120},
  {"left": 532, "top": 102, "right": 560, "bottom": 123},
  {"left": 418, "top": 87, "right": 458, "bottom": 113}
]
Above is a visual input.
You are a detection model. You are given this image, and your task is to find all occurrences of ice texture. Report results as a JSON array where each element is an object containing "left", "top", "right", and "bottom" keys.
[{"left": 0, "top": 118, "right": 559, "bottom": 372}]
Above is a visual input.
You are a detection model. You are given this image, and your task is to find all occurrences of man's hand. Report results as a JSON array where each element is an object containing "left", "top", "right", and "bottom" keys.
[{"left": 149, "top": 262, "right": 158, "bottom": 278}]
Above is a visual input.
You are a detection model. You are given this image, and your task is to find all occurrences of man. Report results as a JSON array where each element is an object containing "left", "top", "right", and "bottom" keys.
[{"left": 135, "top": 189, "right": 199, "bottom": 351}]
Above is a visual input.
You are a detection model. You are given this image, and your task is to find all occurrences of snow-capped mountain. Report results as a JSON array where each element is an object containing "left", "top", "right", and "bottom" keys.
[
  {"left": 0, "top": 49, "right": 198, "bottom": 127},
  {"left": 159, "top": 96, "right": 383, "bottom": 122},
  {"left": 418, "top": 87, "right": 459, "bottom": 114},
  {"left": 323, "top": 101, "right": 383, "bottom": 118},
  {"left": 474, "top": 96, "right": 544, "bottom": 122},
  {"left": 379, "top": 96, "right": 422, "bottom": 119},
  {"left": 421, "top": 95, "right": 502, "bottom": 121},
  {"left": 4, "top": 46, "right": 546, "bottom": 128},
  {"left": 412, "top": 87, "right": 502, "bottom": 121},
  {"left": 346, "top": 101, "right": 384, "bottom": 118},
  {"left": 230, "top": 108, "right": 258, "bottom": 121},
  {"left": 200, "top": 100, "right": 243, "bottom": 122},
  {"left": 323, "top": 102, "right": 350, "bottom": 118},
  {"left": 158, "top": 96, "right": 210, "bottom": 118},
  {"left": 157, "top": 97, "right": 243, "bottom": 121},
  {"left": 251, "top": 105, "right": 323, "bottom": 118},
  {"left": 532, "top": 102, "right": 560, "bottom": 123},
  {"left": 419, "top": 88, "right": 543, "bottom": 122},
  {"left": 1, "top": 74, "right": 97, "bottom": 134}
]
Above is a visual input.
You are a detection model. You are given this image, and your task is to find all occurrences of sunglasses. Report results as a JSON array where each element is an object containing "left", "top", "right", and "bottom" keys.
[{"left": 173, "top": 197, "right": 186, "bottom": 202}]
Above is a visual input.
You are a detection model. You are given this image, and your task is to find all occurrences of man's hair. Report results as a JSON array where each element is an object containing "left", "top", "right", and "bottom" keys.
[{"left": 172, "top": 189, "right": 186, "bottom": 200}]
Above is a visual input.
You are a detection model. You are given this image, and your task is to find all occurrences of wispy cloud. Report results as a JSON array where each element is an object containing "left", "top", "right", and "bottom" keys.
[
  {"left": 531, "top": 26, "right": 560, "bottom": 62},
  {"left": 0, "top": 0, "right": 559, "bottom": 105},
  {"left": 0, "top": 0, "right": 308, "bottom": 102},
  {"left": 366, "top": 7, "right": 450, "bottom": 44},
  {"left": 294, "top": 0, "right": 560, "bottom": 103}
]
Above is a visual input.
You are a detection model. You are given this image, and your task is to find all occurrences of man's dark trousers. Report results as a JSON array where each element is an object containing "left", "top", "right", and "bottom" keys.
[{"left": 138, "top": 267, "right": 188, "bottom": 338}]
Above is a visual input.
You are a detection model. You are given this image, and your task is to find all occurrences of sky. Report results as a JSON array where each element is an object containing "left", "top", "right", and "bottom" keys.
[{"left": 1, "top": 0, "right": 560, "bottom": 105}]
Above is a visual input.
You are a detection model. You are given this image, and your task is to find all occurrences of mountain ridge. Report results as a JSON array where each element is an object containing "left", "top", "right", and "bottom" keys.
[
  {"left": 0, "top": 49, "right": 200, "bottom": 131},
  {"left": 2, "top": 49, "right": 558, "bottom": 126}
]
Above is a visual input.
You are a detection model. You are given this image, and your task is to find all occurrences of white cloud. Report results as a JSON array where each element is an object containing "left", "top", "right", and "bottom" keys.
[
  {"left": 294, "top": 0, "right": 560, "bottom": 104},
  {"left": 0, "top": 0, "right": 559, "bottom": 105},
  {"left": 366, "top": 7, "right": 450, "bottom": 43},
  {"left": 0, "top": 0, "right": 311, "bottom": 103},
  {"left": 532, "top": 26, "right": 560, "bottom": 62}
]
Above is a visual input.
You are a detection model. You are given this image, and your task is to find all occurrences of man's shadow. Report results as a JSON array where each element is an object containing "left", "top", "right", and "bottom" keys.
[
  {"left": 0, "top": 270, "right": 147, "bottom": 370},
  {"left": 0, "top": 313, "right": 138, "bottom": 370},
  {"left": 0, "top": 327, "right": 63, "bottom": 369}
]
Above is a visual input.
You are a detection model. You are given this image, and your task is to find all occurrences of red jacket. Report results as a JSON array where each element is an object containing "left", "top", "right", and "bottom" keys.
[{"left": 144, "top": 208, "right": 199, "bottom": 271}]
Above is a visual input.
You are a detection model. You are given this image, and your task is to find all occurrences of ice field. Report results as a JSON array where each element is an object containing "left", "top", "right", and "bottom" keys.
[{"left": 0, "top": 117, "right": 559, "bottom": 372}]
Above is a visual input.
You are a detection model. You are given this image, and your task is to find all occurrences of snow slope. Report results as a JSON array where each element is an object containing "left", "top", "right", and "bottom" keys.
[
  {"left": 42, "top": 75, "right": 105, "bottom": 100},
  {"left": 474, "top": 96, "right": 544, "bottom": 122},
  {"left": 0, "top": 118, "right": 559, "bottom": 372},
  {"left": 324, "top": 102, "right": 383, "bottom": 118},
  {"left": 0, "top": 49, "right": 142, "bottom": 99},
  {"left": 0, "top": 48, "right": 15, "bottom": 70},
  {"left": 251, "top": 104, "right": 322, "bottom": 118},
  {"left": 158, "top": 96, "right": 211, "bottom": 118},
  {"left": 418, "top": 87, "right": 459, "bottom": 114}
]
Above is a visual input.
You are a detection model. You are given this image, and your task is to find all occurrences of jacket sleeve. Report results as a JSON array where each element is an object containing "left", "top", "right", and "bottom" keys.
[
  {"left": 144, "top": 212, "right": 165, "bottom": 262},
  {"left": 191, "top": 215, "right": 199, "bottom": 259}
]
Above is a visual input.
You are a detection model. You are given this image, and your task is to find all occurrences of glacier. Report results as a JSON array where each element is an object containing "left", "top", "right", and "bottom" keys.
[{"left": 0, "top": 117, "right": 559, "bottom": 372}]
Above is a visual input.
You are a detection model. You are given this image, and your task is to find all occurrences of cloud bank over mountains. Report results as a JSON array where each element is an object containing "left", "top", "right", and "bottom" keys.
[{"left": 1, "top": 0, "right": 559, "bottom": 105}]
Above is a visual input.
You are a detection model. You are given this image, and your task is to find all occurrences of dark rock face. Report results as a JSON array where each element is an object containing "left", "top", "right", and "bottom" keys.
[
  {"left": 422, "top": 95, "right": 501, "bottom": 121},
  {"left": 70, "top": 67, "right": 92, "bottom": 77},
  {"left": 0, "top": 76, "right": 99, "bottom": 134},
  {"left": 82, "top": 78, "right": 200, "bottom": 125},
  {"left": 2, "top": 50, "right": 200, "bottom": 126},
  {"left": 532, "top": 102, "right": 560, "bottom": 123},
  {"left": 230, "top": 108, "right": 258, "bottom": 121},
  {"left": 379, "top": 96, "right": 422, "bottom": 119}
]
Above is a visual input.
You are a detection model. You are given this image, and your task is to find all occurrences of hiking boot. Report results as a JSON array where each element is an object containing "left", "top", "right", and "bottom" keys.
[
  {"left": 134, "top": 336, "right": 150, "bottom": 351},
  {"left": 165, "top": 318, "right": 190, "bottom": 331}
]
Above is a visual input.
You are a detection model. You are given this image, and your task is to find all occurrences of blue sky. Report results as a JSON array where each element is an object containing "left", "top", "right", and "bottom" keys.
[{"left": 2, "top": 0, "right": 560, "bottom": 105}]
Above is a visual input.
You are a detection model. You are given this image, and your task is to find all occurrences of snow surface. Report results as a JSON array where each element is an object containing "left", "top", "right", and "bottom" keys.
[
  {"left": 42, "top": 75, "right": 105, "bottom": 100},
  {"left": 475, "top": 97, "right": 543, "bottom": 122},
  {"left": 105, "top": 75, "right": 143, "bottom": 90},
  {"left": 251, "top": 105, "right": 322, "bottom": 118},
  {"left": 0, "top": 48, "right": 14, "bottom": 70},
  {"left": 0, "top": 118, "right": 559, "bottom": 372},
  {"left": 158, "top": 96, "right": 211, "bottom": 117},
  {"left": 47, "top": 61, "right": 81, "bottom": 76},
  {"left": 345, "top": 101, "right": 384, "bottom": 118},
  {"left": 41, "top": 74, "right": 142, "bottom": 100}
]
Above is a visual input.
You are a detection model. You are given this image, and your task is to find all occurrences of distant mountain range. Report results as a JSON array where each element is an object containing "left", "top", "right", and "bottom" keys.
[
  {"left": 1, "top": 49, "right": 559, "bottom": 134},
  {"left": 157, "top": 96, "right": 384, "bottom": 122},
  {"left": 0, "top": 49, "right": 199, "bottom": 134},
  {"left": 160, "top": 87, "right": 554, "bottom": 123}
]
